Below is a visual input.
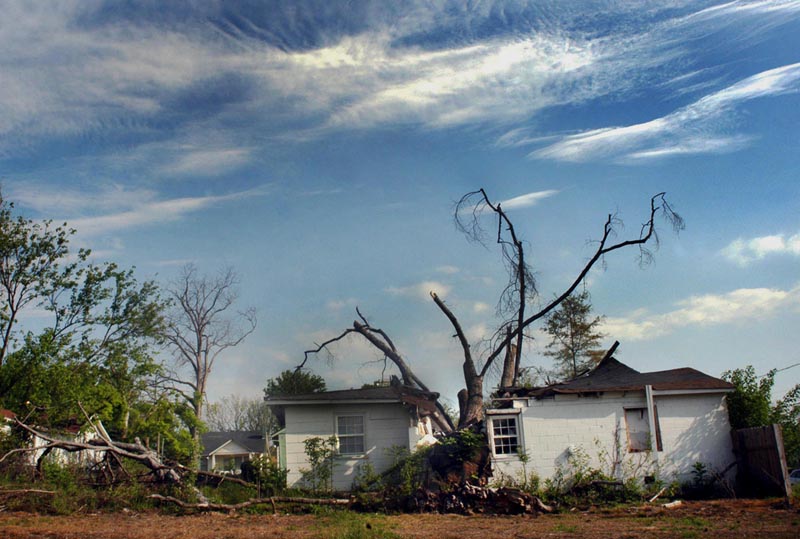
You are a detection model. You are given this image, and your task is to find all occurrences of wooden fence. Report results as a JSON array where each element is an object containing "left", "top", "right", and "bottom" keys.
[{"left": 731, "top": 424, "right": 791, "bottom": 499}]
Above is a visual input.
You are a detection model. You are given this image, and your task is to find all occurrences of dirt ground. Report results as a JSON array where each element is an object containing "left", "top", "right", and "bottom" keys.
[{"left": 0, "top": 498, "right": 797, "bottom": 538}]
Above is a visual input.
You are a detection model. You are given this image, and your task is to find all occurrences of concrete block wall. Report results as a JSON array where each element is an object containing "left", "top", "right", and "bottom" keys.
[{"left": 492, "top": 391, "right": 734, "bottom": 485}]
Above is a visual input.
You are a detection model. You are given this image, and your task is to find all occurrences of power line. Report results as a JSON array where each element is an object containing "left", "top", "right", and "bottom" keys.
[{"left": 759, "top": 362, "right": 800, "bottom": 378}]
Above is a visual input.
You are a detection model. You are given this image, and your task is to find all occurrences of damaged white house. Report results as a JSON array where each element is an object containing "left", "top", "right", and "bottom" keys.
[{"left": 487, "top": 354, "right": 736, "bottom": 484}]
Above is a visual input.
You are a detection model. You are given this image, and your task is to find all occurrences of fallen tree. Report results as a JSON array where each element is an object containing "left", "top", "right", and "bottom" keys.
[
  {"left": 299, "top": 190, "right": 682, "bottom": 429},
  {"left": 149, "top": 494, "right": 351, "bottom": 513}
]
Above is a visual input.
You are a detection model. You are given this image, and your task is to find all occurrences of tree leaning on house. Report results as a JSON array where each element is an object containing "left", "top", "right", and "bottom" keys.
[{"left": 300, "top": 190, "right": 682, "bottom": 430}]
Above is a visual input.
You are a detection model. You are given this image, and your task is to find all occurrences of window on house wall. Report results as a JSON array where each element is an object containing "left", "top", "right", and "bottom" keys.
[
  {"left": 336, "top": 415, "right": 365, "bottom": 455},
  {"left": 624, "top": 407, "right": 662, "bottom": 452},
  {"left": 489, "top": 416, "right": 520, "bottom": 456}
]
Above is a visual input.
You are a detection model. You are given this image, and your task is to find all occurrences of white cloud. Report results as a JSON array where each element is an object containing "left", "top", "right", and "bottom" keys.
[
  {"left": 66, "top": 184, "right": 270, "bottom": 236},
  {"left": 500, "top": 190, "right": 559, "bottom": 210},
  {"left": 473, "top": 302, "right": 491, "bottom": 314},
  {"left": 436, "top": 265, "right": 460, "bottom": 275},
  {"left": 532, "top": 62, "right": 800, "bottom": 162},
  {"left": 602, "top": 284, "right": 800, "bottom": 341},
  {"left": 722, "top": 232, "right": 800, "bottom": 266},
  {"left": 1, "top": 1, "right": 799, "bottom": 157},
  {"left": 326, "top": 298, "right": 358, "bottom": 311},
  {"left": 164, "top": 148, "right": 253, "bottom": 177},
  {"left": 385, "top": 280, "right": 451, "bottom": 301},
  {"left": 8, "top": 182, "right": 157, "bottom": 215}
]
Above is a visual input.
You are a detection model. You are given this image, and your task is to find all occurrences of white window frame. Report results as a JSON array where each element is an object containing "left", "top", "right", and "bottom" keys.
[
  {"left": 488, "top": 415, "right": 522, "bottom": 458},
  {"left": 335, "top": 415, "right": 366, "bottom": 456}
]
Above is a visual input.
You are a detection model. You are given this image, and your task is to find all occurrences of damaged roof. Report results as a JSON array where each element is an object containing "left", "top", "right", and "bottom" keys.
[{"left": 503, "top": 356, "right": 733, "bottom": 399}]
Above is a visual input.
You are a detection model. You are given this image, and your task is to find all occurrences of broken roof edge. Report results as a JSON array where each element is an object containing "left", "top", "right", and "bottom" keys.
[{"left": 494, "top": 355, "right": 733, "bottom": 400}]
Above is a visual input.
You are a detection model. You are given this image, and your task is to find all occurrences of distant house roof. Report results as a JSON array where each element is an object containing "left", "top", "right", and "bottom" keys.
[
  {"left": 200, "top": 431, "right": 266, "bottom": 457},
  {"left": 502, "top": 356, "right": 733, "bottom": 399},
  {"left": 0, "top": 409, "right": 16, "bottom": 420}
]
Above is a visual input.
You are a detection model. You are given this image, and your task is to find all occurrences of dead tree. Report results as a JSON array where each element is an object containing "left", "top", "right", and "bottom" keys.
[
  {"left": 163, "top": 264, "right": 257, "bottom": 449},
  {"left": 302, "top": 191, "right": 682, "bottom": 429}
]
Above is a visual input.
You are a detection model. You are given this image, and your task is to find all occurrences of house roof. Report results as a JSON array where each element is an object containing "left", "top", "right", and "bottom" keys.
[
  {"left": 0, "top": 409, "right": 16, "bottom": 420},
  {"left": 200, "top": 431, "right": 266, "bottom": 456},
  {"left": 505, "top": 356, "right": 733, "bottom": 399},
  {"left": 265, "top": 384, "right": 439, "bottom": 405},
  {"left": 265, "top": 384, "right": 442, "bottom": 420}
]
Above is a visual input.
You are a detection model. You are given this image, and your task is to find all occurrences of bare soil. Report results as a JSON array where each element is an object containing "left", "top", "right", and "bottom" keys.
[{"left": 0, "top": 498, "right": 797, "bottom": 538}]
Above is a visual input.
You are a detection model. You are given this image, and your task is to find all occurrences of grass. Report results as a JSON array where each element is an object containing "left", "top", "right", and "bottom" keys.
[
  {"left": 312, "top": 508, "right": 400, "bottom": 539},
  {"left": 552, "top": 522, "right": 579, "bottom": 533}
]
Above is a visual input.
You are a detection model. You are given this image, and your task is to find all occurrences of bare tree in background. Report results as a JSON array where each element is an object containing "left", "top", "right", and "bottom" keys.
[
  {"left": 206, "top": 394, "right": 274, "bottom": 433},
  {"left": 164, "top": 265, "right": 256, "bottom": 445},
  {"left": 302, "top": 191, "right": 682, "bottom": 430}
]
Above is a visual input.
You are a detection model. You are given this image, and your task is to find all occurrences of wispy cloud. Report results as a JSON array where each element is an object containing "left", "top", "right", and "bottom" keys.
[
  {"left": 603, "top": 284, "right": 800, "bottom": 340},
  {"left": 66, "top": 185, "right": 270, "bottom": 236},
  {"left": 163, "top": 148, "right": 253, "bottom": 176},
  {"left": 532, "top": 62, "right": 800, "bottom": 162},
  {"left": 7, "top": 182, "right": 156, "bottom": 215},
  {"left": 436, "top": 265, "right": 460, "bottom": 275},
  {"left": 326, "top": 298, "right": 358, "bottom": 311},
  {"left": 500, "top": 190, "right": 559, "bottom": 209},
  {"left": 1, "top": 1, "right": 799, "bottom": 158},
  {"left": 722, "top": 232, "right": 800, "bottom": 266},
  {"left": 386, "top": 280, "right": 451, "bottom": 301}
]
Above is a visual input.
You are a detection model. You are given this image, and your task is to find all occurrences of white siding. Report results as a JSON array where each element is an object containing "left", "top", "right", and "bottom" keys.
[
  {"left": 283, "top": 403, "right": 419, "bottom": 491},
  {"left": 492, "top": 391, "right": 734, "bottom": 484}
]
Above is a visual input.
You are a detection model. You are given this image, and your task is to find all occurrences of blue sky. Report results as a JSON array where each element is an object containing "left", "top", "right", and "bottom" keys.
[{"left": 2, "top": 0, "right": 799, "bottom": 408}]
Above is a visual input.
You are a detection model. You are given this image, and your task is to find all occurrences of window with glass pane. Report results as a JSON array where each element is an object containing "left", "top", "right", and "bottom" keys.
[
  {"left": 336, "top": 416, "right": 365, "bottom": 454},
  {"left": 491, "top": 417, "right": 519, "bottom": 455}
]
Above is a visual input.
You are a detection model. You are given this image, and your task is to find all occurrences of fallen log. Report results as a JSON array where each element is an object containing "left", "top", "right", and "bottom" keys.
[
  {"left": 1, "top": 418, "right": 181, "bottom": 484},
  {"left": 149, "top": 494, "right": 351, "bottom": 513},
  {"left": 0, "top": 489, "right": 56, "bottom": 497}
]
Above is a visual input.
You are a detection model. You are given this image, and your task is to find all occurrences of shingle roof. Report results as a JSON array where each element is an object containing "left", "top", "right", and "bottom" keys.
[
  {"left": 200, "top": 431, "right": 266, "bottom": 456},
  {"left": 265, "top": 384, "right": 439, "bottom": 405},
  {"left": 511, "top": 356, "right": 733, "bottom": 399}
]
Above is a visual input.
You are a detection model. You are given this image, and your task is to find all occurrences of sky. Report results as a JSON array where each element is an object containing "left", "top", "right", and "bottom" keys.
[{"left": 2, "top": 0, "right": 799, "bottom": 409}]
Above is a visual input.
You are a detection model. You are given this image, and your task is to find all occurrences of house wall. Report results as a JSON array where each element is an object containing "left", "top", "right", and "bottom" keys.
[
  {"left": 283, "top": 402, "right": 419, "bottom": 491},
  {"left": 492, "top": 391, "right": 734, "bottom": 485}
]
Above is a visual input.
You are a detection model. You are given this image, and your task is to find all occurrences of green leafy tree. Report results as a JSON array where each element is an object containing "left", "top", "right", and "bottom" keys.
[
  {"left": 723, "top": 366, "right": 800, "bottom": 468},
  {"left": 773, "top": 384, "right": 800, "bottom": 467},
  {"left": 542, "top": 289, "right": 605, "bottom": 380},
  {"left": 721, "top": 366, "right": 774, "bottom": 429},
  {"left": 264, "top": 369, "right": 326, "bottom": 397},
  {"left": 0, "top": 189, "right": 181, "bottom": 456}
]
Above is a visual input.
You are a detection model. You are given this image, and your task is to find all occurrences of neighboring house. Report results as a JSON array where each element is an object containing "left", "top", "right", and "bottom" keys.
[
  {"left": 487, "top": 355, "right": 736, "bottom": 484},
  {"left": 1, "top": 409, "right": 107, "bottom": 467},
  {"left": 265, "top": 384, "right": 443, "bottom": 491},
  {"left": 200, "top": 431, "right": 267, "bottom": 473}
]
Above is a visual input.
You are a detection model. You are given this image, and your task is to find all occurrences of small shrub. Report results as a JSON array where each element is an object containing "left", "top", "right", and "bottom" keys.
[
  {"left": 300, "top": 436, "right": 338, "bottom": 494},
  {"left": 242, "top": 455, "right": 287, "bottom": 496}
]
